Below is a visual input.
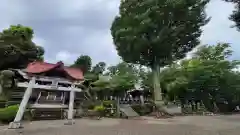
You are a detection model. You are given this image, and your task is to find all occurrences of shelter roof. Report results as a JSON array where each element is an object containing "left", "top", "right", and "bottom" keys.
[{"left": 25, "top": 61, "right": 84, "bottom": 80}]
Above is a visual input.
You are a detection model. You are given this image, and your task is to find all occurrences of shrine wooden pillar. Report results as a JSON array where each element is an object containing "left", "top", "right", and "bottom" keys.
[
  {"left": 9, "top": 77, "right": 36, "bottom": 129},
  {"left": 65, "top": 84, "right": 75, "bottom": 125}
]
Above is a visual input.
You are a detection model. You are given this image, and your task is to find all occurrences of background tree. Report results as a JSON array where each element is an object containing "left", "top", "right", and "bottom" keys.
[
  {"left": 223, "top": 0, "right": 240, "bottom": 31},
  {"left": 91, "top": 62, "right": 138, "bottom": 99},
  {"left": 0, "top": 24, "right": 45, "bottom": 70},
  {"left": 160, "top": 43, "right": 240, "bottom": 112},
  {"left": 92, "top": 62, "right": 106, "bottom": 75},
  {"left": 111, "top": 0, "right": 210, "bottom": 105},
  {"left": 71, "top": 55, "right": 92, "bottom": 74}
]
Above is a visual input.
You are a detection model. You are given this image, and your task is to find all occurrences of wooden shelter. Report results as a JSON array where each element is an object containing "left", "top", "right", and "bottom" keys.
[{"left": 8, "top": 61, "right": 84, "bottom": 129}]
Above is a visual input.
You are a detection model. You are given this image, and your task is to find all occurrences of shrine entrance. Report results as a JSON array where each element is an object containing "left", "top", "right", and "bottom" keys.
[{"left": 8, "top": 61, "right": 84, "bottom": 129}]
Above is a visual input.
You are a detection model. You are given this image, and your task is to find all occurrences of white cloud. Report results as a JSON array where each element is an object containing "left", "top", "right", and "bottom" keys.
[
  {"left": 33, "top": 37, "right": 46, "bottom": 47},
  {"left": 55, "top": 51, "right": 77, "bottom": 64},
  {"left": 81, "top": 30, "right": 120, "bottom": 64},
  {"left": 201, "top": 1, "right": 239, "bottom": 45},
  {"left": 0, "top": 0, "right": 239, "bottom": 66}
]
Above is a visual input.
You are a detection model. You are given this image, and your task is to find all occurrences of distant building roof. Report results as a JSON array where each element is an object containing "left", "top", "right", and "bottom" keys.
[{"left": 25, "top": 61, "right": 84, "bottom": 80}]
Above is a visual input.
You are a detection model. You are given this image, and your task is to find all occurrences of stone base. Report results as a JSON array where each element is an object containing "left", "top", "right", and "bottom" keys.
[
  {"left": 64, "top": 119, "right": 75, "bottom": 125},
  {"left": 8, "top": 122, "right": 23, "bottom": 129}
]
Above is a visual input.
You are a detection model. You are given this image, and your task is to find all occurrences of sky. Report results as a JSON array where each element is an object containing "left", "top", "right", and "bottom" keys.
[{"left": 0, "top": 0, "right": 239, "bottom": 66}]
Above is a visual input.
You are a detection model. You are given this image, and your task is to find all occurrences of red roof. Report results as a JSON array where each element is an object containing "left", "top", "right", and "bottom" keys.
[{"left": 25, "top": 61, "right": 84, "bottom": 80}]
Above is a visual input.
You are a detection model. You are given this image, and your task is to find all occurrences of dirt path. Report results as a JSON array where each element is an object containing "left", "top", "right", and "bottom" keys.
[{"left": 1, "top": 115, "right": 240, "bottom": 135}]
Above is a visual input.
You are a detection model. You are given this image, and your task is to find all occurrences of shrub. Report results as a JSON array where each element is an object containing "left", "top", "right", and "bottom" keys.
[
  {"left": 0, "top": 105, "right": 19, "bottom": 123},
  {"left": 93, "top": 105, "right": 105, "bottom": 116},
  {"left": 81, "top": 101, "right": 96, "bottom": 110},
  {"left": 102, "top": 101, "right": 117, "bottom": 117},
  {"left": 102, "top": 100, "right": 115, "bottom": 107},
  {"left": 131, "top": 104, "right": 153, "bottom": 116},
  {"left": 93, "top": 105, "right": 105, "bottom": 112}
]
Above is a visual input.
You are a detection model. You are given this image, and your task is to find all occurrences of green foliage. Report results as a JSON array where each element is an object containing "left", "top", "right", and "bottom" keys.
[
  {"left": 93, "top": 105, "right": 105, "bottom": 112},
  {"left": 71, "top": 55, "right": 92, "bottom": 74},
  {"left": 81, "top": 100, "right": 97, "bottom": 110},
  {"left": 0, "top": 70, "right": 16, "bottom": 101},
  {"left": 90, "top": 62, "right": 138, "bottom": 97},
  {"left": 77, "top": 62, "right": 140, "bottom": 101},
  {"left": 93, "top": 105, "right": 105, "bottom": 116},
  {"left": 91, "top": 79, "right": 111, "bottom": 90},
  {"left": 111, "top": 0, "right": 209, "bottom": 67},
  {"left": 102, "top": 100, "right": 117, "bottom": 117},
  {"left": 0, "top": 105, "right": 19, "bottom": 122},
  {"left": 106, "top": 62, "right": 138, "bottom": 94},
  {"left": 0, "top": 24, "right": 45, "bottom": 70},
  {"left": 193, "top": 43, "right": 233, "bottom": 60},
  {"left": 159, "top": 43, "right": 240, "bottom": 112},
  {"left": 223, "top": 0, "right": 240, "bottom": 31},
  {"left": 92, "top": 62, "right": 106, "bottom": 74},
  {"left": 102, "top": 100, "right": 115, "bottom": 107},
  {"left": 131, "top": 104, "right": 153, "bottom": 116},
  {"left": 84, "top": 73, "right": 99, "bottom": 81},
  {"left": 111, "top": 0, "right": 210, "bottom": 103}
]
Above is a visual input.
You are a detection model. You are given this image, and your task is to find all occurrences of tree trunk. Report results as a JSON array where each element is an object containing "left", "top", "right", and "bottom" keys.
[
  {"left": 152, "top": 64, "right": 163, "bottom": 105},
  {"left": 0, "top": 84, "right": 2, "bottom": 95},
  {"left": 0, "top": 75, "right": 3, "bottom": 95},
  {"left": 140, "top": 95, "right": 144, "bottom": 106},
  {"left": 116, "top": 97, "right": 120, "bottom": 118}
]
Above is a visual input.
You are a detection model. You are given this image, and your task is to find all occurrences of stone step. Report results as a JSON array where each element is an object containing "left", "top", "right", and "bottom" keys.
[
  {"left": 31, "top": 109, "right": 64, "bottom": 120},
  {"left": 0, "top": 101, "right": 6, "bottom": 108},
  {"left": 163, "top": 106, "right": 182, "bottom": 115},
  {"left": 119, "top": 105, "right": 139, "bottom": 117},
  {"left": 37, "top": 99, "right": 63, "bottom": 104},
  {"left": 6, "top": 100, "right": 21, "bottom": 106},
  {"left": 10, "top": 95, "right": 24, "bottom": 99}
]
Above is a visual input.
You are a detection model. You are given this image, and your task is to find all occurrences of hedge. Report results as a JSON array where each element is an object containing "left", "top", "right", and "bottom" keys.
[{"left": 0, "top": 105, "right": 19, "bottom": 123}]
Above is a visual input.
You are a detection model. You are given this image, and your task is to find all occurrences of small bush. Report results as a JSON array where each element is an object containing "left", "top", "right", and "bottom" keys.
[
  {"left": 93, "top": 105, "right": 105, "bottom": 116},
  {"left": 103, "top": 100, "right": 115, "bottom": 107},
  {"left": 131, "top": 104, "right": 153, "bottom": 116},
  {"left": 93, "top": 105, "right": 105, "bottom": 112},
  {"left": 0, "top": 105, "right": 19, "bottom": 123},
  {"left": 81, "top": 101, "right": 96, "bottom": 110},
  {"left": 102, "top": 101, "right": 117, "bottom": 117}
]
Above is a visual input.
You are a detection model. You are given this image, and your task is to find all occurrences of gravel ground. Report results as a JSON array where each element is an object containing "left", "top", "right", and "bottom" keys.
[{"left": 1, "top": 115, "right": 240, "bottom": 135}]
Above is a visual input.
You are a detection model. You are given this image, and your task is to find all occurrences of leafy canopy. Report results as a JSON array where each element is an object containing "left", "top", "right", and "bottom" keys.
[
  {"left": 92, "top": 62, "right": 106, "bottom": 74},
  {"left": 223, "top": 0, "right": 240, "bottom": 31},
  {"left": 111, "top": 0, "right": 210, "bottom": 67},
  {"left": 0, "top": 24, "right": 45, "bottom": 70},
  {"left": 91, "top": 62, "right": 138, "bottom": 94},
  {"left": 71, "top": 55, "right": 92, "bottom": 74},
  {"left": 159, "top": 43, "right": 240, "bottom": 111}
]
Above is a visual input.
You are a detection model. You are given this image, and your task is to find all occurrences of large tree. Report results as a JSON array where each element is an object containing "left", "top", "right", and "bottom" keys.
[
  {"left": 71, "top": 55, "right": 92, "bottom": 74},
  {"left": 0, "top": 24, "right": 45, "bottom": 70},
  {"left": 111, "top": 0, "right": 210, "bottom": 104}
]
